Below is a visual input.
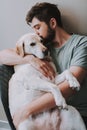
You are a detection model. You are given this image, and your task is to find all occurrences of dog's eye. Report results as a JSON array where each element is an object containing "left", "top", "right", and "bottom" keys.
[
  {"left": 40, "top": 39, "right": 43, "bottom": 43},
  {"left": 30, "top": 42, "right": 36, "bottom": 46}
]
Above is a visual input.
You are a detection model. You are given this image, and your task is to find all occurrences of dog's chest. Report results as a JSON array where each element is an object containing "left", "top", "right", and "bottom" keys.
[
  {"left": 9, "top": 64, "right": 48, "bottom": 104},
  {"left": 9, "top": 63, "right": 55, "bottom": 114},
  {"left": 14, "top": 64, "right": 41, "bottom": 76},
  {"left": 14, "top": 63, "right": 54, "bottom": 82}
]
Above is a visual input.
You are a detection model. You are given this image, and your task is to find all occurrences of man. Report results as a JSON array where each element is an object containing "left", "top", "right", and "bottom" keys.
[{"left": 0, "top": 2, "right": 87, "bottom": 129}]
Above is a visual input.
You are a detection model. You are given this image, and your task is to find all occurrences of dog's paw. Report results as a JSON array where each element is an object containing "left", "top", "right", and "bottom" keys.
[
  {"left": 64, "top": 70, "right": 80, "bottom": 91},
  {"left": 68, "top": 76, "right": 80, "bottom": 91},
  {"left": 55, "top": 96, "right": 68, "bottom": 110},
  {"left": 52, "top": 88, "right": 68, "bottom": 110}
]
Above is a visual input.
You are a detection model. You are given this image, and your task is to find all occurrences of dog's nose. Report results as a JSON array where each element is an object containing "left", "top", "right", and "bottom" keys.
[{"left": 43, "top": 49, "right": 48, "bottom": 56}]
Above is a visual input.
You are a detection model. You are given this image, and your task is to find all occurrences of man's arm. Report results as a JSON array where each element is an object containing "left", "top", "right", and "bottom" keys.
[
  {"left": 0, "top": 48, "right": 33, "bottom": 65},
  {"left": 0, "top": 49, "right": 55, "bottom": 78}
]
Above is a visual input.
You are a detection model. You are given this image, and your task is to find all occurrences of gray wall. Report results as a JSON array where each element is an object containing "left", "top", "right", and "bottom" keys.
[{"left": 0, "top": 0, "right": 87, "bottom": 50}]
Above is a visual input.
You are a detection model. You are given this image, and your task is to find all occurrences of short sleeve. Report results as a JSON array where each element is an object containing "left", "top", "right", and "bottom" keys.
[{"left": 71, "top": 36, "right": 87, "bottom": 69}]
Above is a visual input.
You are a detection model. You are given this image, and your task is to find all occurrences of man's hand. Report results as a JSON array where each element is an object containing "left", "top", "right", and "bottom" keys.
[{"left": 26, "top": 55, "right": 56, "bottom": 80}]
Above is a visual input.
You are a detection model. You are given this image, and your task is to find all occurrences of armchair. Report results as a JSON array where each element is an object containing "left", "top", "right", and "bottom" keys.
[{"left": 0, "top": 64, "right": 16, "bottom": 130}]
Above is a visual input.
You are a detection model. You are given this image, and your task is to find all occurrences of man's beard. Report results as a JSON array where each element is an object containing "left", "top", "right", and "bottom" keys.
[{"left": 40, "top": 26, "right": 55, "bottom": 46}]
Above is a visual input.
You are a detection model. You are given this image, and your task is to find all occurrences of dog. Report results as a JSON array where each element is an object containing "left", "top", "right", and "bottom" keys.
[{"left": 9, "top": 33, "right": 86, "bottom": 130}]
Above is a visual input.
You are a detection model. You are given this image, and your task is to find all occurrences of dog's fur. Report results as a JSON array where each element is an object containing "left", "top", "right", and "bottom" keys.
[{"left": 9, "top": 33, "right": 86, "bottom": 130}]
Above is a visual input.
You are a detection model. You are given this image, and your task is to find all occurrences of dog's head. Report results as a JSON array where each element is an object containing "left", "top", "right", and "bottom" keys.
[{"left": 16, "top": 33, "right": 48, "bottom": 59}]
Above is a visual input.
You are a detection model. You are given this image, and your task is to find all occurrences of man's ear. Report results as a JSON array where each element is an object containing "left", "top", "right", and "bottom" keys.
[
  {"left": 16, "top": 40, "right": 25, "bottom": 57},
  {"left": 50, "top": 18, "right": 57, "bottom": 29}
]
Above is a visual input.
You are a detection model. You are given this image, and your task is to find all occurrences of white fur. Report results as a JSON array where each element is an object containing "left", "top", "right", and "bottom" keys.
[{"left": 9, "top": 33, "right": 86, "bottom": 130}]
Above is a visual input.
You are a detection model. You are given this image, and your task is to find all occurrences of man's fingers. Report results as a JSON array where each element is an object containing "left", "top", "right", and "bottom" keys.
[
  {"left": 40, "top": 64, "right": 55, "bottom": 80},
  {"left": 31, "top": 58, "right": 55, "bottom": 79}
]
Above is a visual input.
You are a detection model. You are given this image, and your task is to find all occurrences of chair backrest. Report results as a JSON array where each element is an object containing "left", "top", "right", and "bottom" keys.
[{"left": 0, "top": 65, "right": 15, "bottom": 130}]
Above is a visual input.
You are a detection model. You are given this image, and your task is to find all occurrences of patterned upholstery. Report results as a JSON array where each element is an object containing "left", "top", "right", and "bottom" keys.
[{"left": 0, "top": 65, "right": 16, "bottom": 130}]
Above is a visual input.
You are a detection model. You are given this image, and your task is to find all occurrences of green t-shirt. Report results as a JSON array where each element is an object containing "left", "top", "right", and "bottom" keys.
[{"left": 49, "top": 34, "right": 87, "bottom": 116}]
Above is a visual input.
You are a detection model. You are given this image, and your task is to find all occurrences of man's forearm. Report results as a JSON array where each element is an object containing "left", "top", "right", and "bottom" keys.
[
  {"left": 26, "top": 92, "right": 56, "bottom": 115},
  {"left": 0, "top": 49, "right": 34, "bottom": 66}
]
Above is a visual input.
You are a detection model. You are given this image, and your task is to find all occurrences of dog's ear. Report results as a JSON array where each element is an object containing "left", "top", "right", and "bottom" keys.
[{"left": 16, "top": 40, "right": 25, "bottom": 57}]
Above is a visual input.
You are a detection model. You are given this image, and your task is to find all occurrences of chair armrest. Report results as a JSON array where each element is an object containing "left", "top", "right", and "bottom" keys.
[{"left": 0, "top": 64, "right": 15, "bottom": 130}]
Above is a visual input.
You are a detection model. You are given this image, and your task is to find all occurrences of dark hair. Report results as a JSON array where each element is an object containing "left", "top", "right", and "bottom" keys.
[{"left": 26, "top": 2, "right": 63, "bottom": 27}]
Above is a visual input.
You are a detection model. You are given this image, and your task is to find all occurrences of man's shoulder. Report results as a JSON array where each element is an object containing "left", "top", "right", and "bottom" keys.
[
  {"left": 71, "top": 34, "right": 87, "bottom": 47},
  {"left": 73, "top": 34, "right": 87, "bottom": 42}
]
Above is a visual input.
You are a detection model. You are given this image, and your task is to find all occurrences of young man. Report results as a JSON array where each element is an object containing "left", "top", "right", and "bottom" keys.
[{"left": 0, "top": 2, "right": 87, "bottom": 129}]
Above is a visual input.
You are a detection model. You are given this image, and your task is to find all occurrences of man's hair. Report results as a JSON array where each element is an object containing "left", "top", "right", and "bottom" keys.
[{"left": 26, "top": 2, "right": 63, "bottom": 27}]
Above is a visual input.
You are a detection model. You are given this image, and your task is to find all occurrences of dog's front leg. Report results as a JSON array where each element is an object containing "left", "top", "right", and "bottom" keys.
[
  {"left": 29, "top": 77, "right": 67, "bottom": 109},
  {"left": 55, "top": 70, "right": 80, "bottom": 91}
]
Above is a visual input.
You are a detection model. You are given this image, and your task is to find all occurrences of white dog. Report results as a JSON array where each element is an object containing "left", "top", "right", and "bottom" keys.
[{"left": 9, "top": 33, "right": 86, "bottom": 130}]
